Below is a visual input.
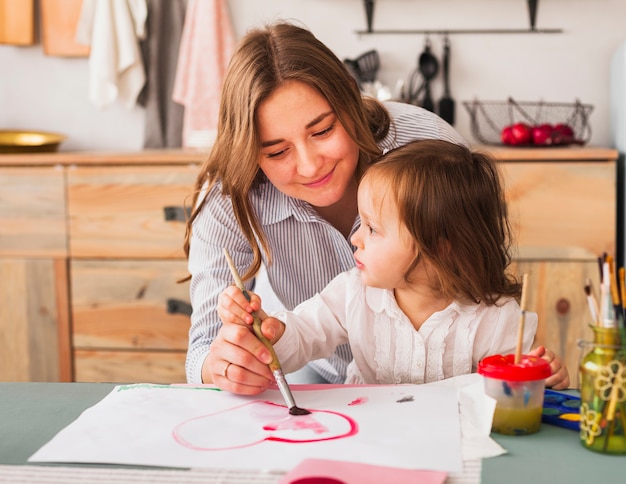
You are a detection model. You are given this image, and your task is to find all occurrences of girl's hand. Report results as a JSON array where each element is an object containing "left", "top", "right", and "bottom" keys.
[
  {"left": 528, "top": 346, "right": 570, "bottom": 390},
  {"left": 217, "top": 285, "right": 266, "bottom": 327},
  {"left": 217, "top": 285, "right": 285, "bottom": 345}
]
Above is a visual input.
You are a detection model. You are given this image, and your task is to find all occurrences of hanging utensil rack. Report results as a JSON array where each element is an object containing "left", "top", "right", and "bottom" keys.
[{"left": 358, "top": 0, "right": 562, "bottom": 35}]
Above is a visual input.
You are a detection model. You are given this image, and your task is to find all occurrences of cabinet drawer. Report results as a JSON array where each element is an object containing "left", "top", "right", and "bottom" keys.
[
  {"left": 67, "top": 165, "right": 197, "bottom": 258},
  {"left": 71, "top": 260, "right": 191, "bottom": 351},
  {"left": 0, "top": 167, "right": 67, "bottom": 257},
  {"left": 500, "top": 162, "right": 615, "bottom": 260},
  {"left": 73, "top": 349, "right": 186, "bottom": 383}
]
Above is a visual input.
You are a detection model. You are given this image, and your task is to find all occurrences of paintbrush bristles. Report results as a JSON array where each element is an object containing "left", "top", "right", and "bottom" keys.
[
  {"left": 584, "top": 278, "right": 601, "bottom": 326},
  {"left": 514, "top": 273, "right": 529, "bottom": 365},
  {"left": 592, "top": 253, "right": 626, "bottom": 331},
  {"left": 600, "top": 261, "right": 618, "bottom": 328}
]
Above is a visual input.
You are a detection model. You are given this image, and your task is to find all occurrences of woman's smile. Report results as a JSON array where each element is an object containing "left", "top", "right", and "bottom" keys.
[{"left": 304, "top": 169, "right": 334, "bottom": 189}]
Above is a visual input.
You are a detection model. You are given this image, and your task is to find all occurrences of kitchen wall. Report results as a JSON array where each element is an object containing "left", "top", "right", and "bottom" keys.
[{"left": 2, "top": 0, "right": 626, "bottom": 151}]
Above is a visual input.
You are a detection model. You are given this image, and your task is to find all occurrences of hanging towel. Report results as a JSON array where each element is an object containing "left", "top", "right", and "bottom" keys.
[
  {"left": 173, "top": 0, "right": 235, "bottom": 148},
  {"left": 76, "top": 0, "right": 147, "bottom": 109},
  {"left": 137, "top": 0, "right": 186, "bottom": 148}
]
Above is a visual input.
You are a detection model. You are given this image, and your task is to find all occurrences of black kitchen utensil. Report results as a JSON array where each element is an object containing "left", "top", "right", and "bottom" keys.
[
  {"left": 438, "top": 36, "right": 455, "bottom": 125},
  {"left": 418, "top": 39, "right": 438, "bottom": 112},
  {"left": 363, "top": 0, "right": 375, "bottom": 33},
  {"left": 343, "top": 49, "right": 380, "bottom": 88},
  {"left": 528, "top": 0, "right": 539, "bottom": 30}
]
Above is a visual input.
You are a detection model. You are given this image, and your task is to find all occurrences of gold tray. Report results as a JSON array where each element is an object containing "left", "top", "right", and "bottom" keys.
[{"left": 0, "top": 130, "right": 66, "bottom": 153}]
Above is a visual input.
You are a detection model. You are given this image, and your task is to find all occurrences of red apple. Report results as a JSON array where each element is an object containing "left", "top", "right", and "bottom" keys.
[
  {"left": 510, "top": 122, "right": 532, "bottom": 145},
  {"left": 552, "top": 123, "right": 575, "bottom": 145},
  {"left": 501, "top": 125, "right": 516, "bottom": 145},
  {"left": 532, "top": 124, "right": 554, "bottom": 145},
  {"left": 501, "top": 122, "right": 532, "bottom": 145}
]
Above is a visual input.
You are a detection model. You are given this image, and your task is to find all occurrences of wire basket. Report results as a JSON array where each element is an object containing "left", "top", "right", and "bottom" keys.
[{"left": 463, "top": 98, "right": 593, "bottom": 146}]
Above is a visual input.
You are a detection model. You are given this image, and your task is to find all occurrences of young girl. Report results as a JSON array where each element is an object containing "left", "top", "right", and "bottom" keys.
[{"left": 216, "top": 140, "right": 570, "bottom": 394}]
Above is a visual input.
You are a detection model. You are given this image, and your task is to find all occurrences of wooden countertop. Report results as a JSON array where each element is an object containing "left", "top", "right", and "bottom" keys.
[
  {"left": 0, "top": 149, "right": 208, "bottom": 166},
  {"left": 0, "top": 145, "right": 618, "bottom": 167},
  {"left": 472, "top": 145, "right": 619, "bottom": 162}
]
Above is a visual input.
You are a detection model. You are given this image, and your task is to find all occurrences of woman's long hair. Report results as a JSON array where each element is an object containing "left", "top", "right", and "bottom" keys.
[{"left": 183, "top": 21, "right": 390, "bottom": 280}]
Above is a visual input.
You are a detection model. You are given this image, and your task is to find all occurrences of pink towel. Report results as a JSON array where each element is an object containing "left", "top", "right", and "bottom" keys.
[{"left": 173, "top": 0, "right": 235, "bottom": 148}]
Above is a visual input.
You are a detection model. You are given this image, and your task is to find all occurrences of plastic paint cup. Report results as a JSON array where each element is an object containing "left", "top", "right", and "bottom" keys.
[{"left": 478, "top": 354, "right": 552, "bottom": 435}]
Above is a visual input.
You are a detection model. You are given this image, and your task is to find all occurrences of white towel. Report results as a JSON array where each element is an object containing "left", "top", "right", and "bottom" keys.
[
  {"left": 76, "top": 0, "right": 147, "bottom": 109},
  {"left": 172, "top": 0, "right": 235, "bottom": 148}
]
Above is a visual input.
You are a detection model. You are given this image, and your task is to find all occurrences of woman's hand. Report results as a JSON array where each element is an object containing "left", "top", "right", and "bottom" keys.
[
  {"left": 528, "top": 345, "right": 570, "bottom": 390},
  {"left": 201, "top": 286, "right": 285, "bottom": 395},
  {"left": 202, "top": 321, "right": 274, "bottom": 394}
]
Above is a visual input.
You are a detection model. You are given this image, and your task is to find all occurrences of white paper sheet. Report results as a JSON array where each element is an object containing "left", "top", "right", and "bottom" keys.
[{"left": 29, "top": 383, "right": 463, "bottom": 472}]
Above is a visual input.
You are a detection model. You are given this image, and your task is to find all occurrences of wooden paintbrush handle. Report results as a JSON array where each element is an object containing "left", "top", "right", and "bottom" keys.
[
  {"left": 251, "top": 313, "right": 281, "bottom": 372},
  {"left": 223, "top": 248, "right": 284, "bottom": 372}
]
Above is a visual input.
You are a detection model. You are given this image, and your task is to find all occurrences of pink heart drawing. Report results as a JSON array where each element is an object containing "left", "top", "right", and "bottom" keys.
[{"left": 173, "top": 400, "right": 357, "bottom": 451}]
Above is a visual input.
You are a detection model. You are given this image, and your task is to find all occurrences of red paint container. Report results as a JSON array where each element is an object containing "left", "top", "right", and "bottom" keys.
[{"left": 478, "top": 354, "right": 551, "bottom": 435}]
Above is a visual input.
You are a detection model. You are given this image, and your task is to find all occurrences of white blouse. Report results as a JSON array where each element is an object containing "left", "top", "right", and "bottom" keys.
[{"left": 273, "top": 268, "right": 537, "bottom": 385}]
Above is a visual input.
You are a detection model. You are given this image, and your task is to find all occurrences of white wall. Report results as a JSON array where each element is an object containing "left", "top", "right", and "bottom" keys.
[{"left": 2, "top": 0, "right": 626, "bottom": 151}]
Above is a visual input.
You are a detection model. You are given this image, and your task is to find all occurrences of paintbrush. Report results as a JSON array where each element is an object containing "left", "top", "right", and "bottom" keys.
[
  {"left": 618, "top": 266, "right": 626, "bottom": 348},
  {"left": 223, "top": 248, "right": 311, "bottom": 416},
  {"left": 599, "top": 261, "right": 614, "bottom": 328},
  {"left": 584, "top": 277, "right": 600, "bottom": 326},
  {"left": 608, "top": 256, "right": 622, "bottom": 325},
  {"left": 514, "top": 273, "right": 529, "bottom": 365}
]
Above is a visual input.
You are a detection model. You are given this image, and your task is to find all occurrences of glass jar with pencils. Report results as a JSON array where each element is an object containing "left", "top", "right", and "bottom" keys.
[{"left": 578, "top": 325, "right": 626, "bottom": 454}]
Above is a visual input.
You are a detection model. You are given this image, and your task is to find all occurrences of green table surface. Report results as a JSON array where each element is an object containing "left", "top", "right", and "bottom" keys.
[{"left": 0, "top": 383, "right": 623, "bottom": 482}]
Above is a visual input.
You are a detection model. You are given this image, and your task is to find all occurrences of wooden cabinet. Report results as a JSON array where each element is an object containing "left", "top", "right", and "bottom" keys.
[
  {"left": 0, "top": 151, "right": 204, "bottom": 383},
  {"left": 0, "top": 147, "right": 618, "bottom": 385},
  {"left": 0, "top": 166, "right": 70, "bottom": 381},
  {"left": 482, "top": 145, "right": 618, "bottom": 385}
]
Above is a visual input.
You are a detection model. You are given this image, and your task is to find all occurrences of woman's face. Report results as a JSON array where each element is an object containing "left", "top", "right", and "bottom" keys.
[
  {"left": 350, "top": 177, "right": 417, "bottom": 289},
  {"left": 256, "top": 80, "right": 360, "bottom": 208}
]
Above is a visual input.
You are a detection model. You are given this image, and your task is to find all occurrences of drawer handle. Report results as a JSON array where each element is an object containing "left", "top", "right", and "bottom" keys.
[
  {"left": 163, "top": 206, "right": 191, "bottom": 222},
  {"left": 166, "top": 298, "right": 193, "bottom": 316}
]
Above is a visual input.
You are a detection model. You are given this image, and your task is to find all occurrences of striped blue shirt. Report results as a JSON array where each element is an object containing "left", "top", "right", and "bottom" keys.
[{"left": 186, "top": 101, "right": 467, "bottom": 384}]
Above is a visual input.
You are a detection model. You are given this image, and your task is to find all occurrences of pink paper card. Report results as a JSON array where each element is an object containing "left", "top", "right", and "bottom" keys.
[{"left": 278, "top": 458, "right": 448, "bottom": 484}]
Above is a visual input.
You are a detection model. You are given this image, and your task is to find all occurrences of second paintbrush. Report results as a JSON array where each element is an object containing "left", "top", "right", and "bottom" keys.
[{"left": 222, "top": 248, "right": 310, "bottom": 416}]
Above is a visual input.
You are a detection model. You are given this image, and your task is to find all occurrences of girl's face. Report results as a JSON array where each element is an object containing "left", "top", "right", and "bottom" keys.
[
  {"left": 350, "top": 177, "right": 417, "bottom": 289},
  {"left": 256, "top": 81, "right": 360, "bottom": 208}
]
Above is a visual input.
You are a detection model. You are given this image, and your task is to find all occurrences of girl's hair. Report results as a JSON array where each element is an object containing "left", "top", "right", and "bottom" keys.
[
  {"left": 183, "top": 21, "right": 390, "bottom": 280},
  {"left": 363, "top": 139, "right": 520, "bottom": 304}
]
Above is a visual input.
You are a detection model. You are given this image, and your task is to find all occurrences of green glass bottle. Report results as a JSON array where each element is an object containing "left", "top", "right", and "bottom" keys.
[{"left": 578, "top": 326, "right": 626, "bottom": 454}]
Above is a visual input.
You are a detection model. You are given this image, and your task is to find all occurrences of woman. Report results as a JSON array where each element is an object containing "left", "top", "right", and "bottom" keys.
[{"left": 185, "top": 21, "right": 465, "bottom": 384}]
